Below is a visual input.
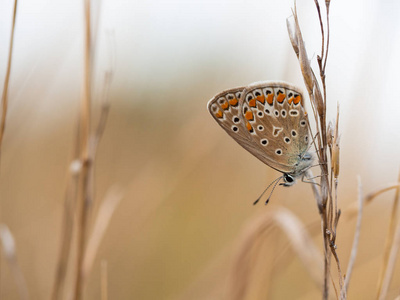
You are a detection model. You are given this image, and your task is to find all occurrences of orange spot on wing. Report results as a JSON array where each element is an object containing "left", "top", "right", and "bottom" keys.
[
  {"left": 215, "top": 110, "right": 223, "bottom": 118},
  {"left": 294, "top": 95, "right": 301, "bottom": 105},
  {"left": 246, "top": 121, "right": 253, "bottom": 132},
  {"left": 248, "top": 99, "right": 256, "bottom": 107},
  {"left": 229, "top": 98, "right": 238, "bottom": 106},
  {"left": 266, "top": 94, "right": 274, "bottom": 105},
  {"left": 256, "top": 95, "right": 265, "bottom": 104},
  {"left": 220, "top": 101, "right": 229, "bottom": 110},
  {"left": 288, "top": 97, "right": 294, "bottom": 105},
  {"left": 245, "top": 111, "right": 254, "bottom": 121},
  {"left": 277, "top": 93, "right": 286, "bottom": 103}
]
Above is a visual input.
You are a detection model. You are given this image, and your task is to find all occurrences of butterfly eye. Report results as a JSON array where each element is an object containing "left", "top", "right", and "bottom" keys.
[{"left": 284, "top": 174, "right": 294, "bottom": 183}]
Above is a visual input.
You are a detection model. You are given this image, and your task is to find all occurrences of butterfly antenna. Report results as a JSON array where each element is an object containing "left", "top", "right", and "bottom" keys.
[
  {"left": 265, "top": 176, "right": 283, "bottom": 205},
  {"left": 253, "top": 176, "right": 283, "bottom": 205}
]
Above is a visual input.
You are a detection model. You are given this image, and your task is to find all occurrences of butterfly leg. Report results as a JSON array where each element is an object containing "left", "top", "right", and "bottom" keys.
[
  {"left": 302, "top": 173, "right": 329, "bottom": 185},
  {"left": 302, "top": 174, "right": 321, "bottom": 186}
]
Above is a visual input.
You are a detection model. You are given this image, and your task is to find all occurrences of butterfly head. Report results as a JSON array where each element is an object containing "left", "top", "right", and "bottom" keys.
[
  {"left": 282, "top": 151, "right": 314, "bottom": 186},
  {"left": 282, "top": 173, "right": 296, "bottom": 186}
]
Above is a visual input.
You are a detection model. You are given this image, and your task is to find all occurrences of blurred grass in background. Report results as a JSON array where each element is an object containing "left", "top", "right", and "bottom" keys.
[{"left": 0, "top": 0, "right": 400, "bottom": 299}]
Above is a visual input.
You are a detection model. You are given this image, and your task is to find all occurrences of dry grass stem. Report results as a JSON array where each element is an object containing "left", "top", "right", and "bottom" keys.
[
  {"left": 0, "top": 224, "right": 29, "bottom": 300},
  {"left": 73, "top": 0, "right": 93, "bottom": 297},
  {"left": 53, "top": 16, "right": 114, "bottom": 297},
  {"left": 288, "top": 2, "right": 343, "bottom": 298},
  {"left": 378, "top": 213, "right": 400, "bottom": 300},
  {"left": 82, "top": 186, "right": 123, "bottom": 278},
  {"left": 364, "top": 183, "right": 400, "bottom": 204},
  {"left": 51, "top": 160, "right": 81, "bottom": 300},
  {"left": 343, "top": 183, "right": 400, "bottom": 221},
  {"left": 377, "top": 170, "right": 400, "bottom": 299},
  {"left": 101, "top": 260, "right": 108, "bottom": 300},
  {"left": 342, "top": 176, "right": 363, "bottom": 297},
  {"left": 229, "top": 208, "right": 323, "bottom": 300},
  {"left": 0, "top": 0, "right": 18, "bottom": 154}
]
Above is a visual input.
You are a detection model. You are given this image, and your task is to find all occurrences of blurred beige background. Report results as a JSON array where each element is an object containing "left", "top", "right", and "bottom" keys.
[{"left": 0, "top": 0, "right": 400, "bottom": 299}]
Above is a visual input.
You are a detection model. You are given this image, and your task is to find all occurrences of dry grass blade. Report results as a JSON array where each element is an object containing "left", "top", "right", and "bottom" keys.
[
  {"left": 286, "top": 17, "right": 299, "bottom": 57},
  {"left": 0, "top": 224, "right": 29, "bottom": 300},
  {"left": 342, "top": 176, "right": 363, "bottom": 298},
  {"left": 332, "top": 104, "right": 340, "bottom": 179},
  {"left": 377, "top": 169, "right": 400, "bottom": 299},
  {"left": 343, "top": 183, "right": 400, "bottom": 221},
  {"left": 229, "top": 208, "right": 323, "bottom": 300},
  {"left": 51, "top": 160, "right": 81, "bottom": 300},
  {"left": 365, "top": 183, "right": 400, "bottom": 204},
  {"left": 74, "top": 0, "right": 93, "bottom": 298},
  {"left": 82, "top": 186, "right": 123, "bottom": 278},
  {"left": 378, "top": 211, "right": 400, "bottom": 300},
  {"left": 291, "top": 5, "right": 314, "bottom": 94},
  {"left": 0, "top": 0, "right": 18, "bottom": 153},
  {"left": 101, "top": 260, "right": 108, "bottom": 300}
]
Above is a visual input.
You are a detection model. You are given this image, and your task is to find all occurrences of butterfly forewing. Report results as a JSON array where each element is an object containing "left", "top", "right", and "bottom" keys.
[
  {"left": 240, "top": 81, "right": 310, "bottom": 172},
  {"left": 208, "top": 81, "right": 311, "bottom": 176},
  {"left": 207, "top": 87, "right": 268, "bottom": 159}
]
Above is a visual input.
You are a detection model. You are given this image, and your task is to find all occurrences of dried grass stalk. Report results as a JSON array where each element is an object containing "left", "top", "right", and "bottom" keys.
[
  {"left": 101, "top": 260, "right": 108, "bottom": 300},
  {"left": 377, "top": 170, "right": 400, "bottom": 299},
  {"left": 51, "top": 160, "right": 81, "bottom": 300},
  {"left": 0, "top": 0, "right": 18, "bottom": 152},
  {"left": 378, "top": 214, "right": 400, "bottom": 300},
  {"left": 0, "top": 224, "right": 29, "bottom": 300},
  {"left": 342, "top": 177, "right": 363, "bottom": 297},
  {"left": 288, "top": 2, "right": 342, "bottom": 298},
  {"left": 73, "top": 0, "right": 93, "bottom": 298},
  {"left": 82, "top": 186, "right": 123, "bottom": 278},
  {"left": 229, "top": 208, "right": 323, "bottom": 300}
]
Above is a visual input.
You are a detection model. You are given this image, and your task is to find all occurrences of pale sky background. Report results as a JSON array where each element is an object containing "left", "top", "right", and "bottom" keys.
[
  {"left": 2, "top": 0, "right": 398, "bottom": 180},
  {"left": 0, "top": 1, "right": 398, "bottom": 185}
]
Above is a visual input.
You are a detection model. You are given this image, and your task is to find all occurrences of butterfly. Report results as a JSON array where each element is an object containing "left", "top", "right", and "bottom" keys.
[{"left": 207, "top": 81, "right": 313, "bottom": 201}]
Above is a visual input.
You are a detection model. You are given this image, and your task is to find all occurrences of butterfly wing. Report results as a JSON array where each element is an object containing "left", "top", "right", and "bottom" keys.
[
  {"left": 239, "top": 81, "right": 310, "bottom": 174},
  {"left": 207, "top": 87, "right": 270, "bottom": 162}
]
